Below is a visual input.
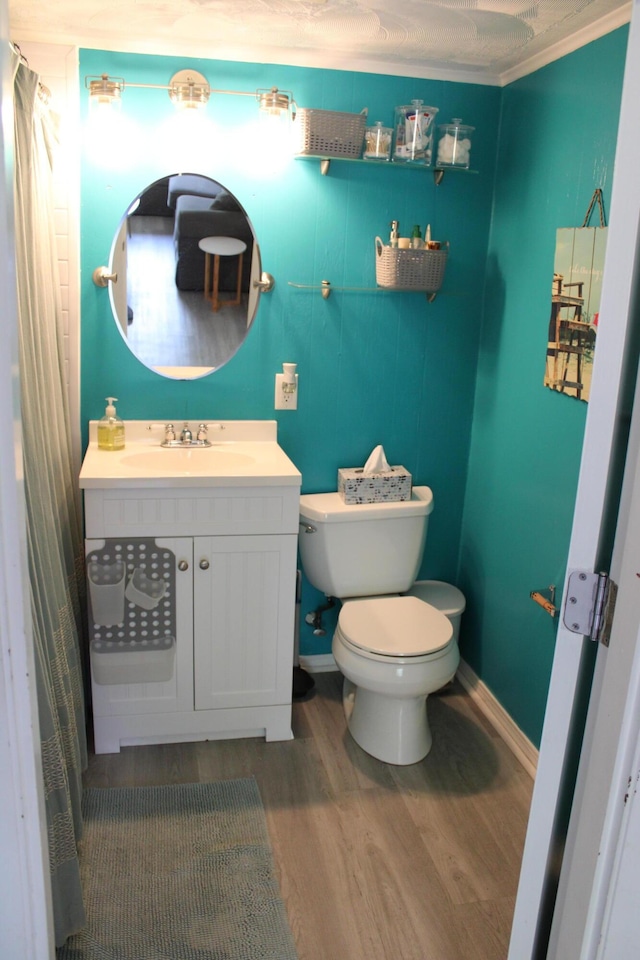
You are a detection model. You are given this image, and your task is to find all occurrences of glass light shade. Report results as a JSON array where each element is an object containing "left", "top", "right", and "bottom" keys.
[
  {"left": 168, "top": 70, "right": 210, "bottom": 110},
  {"left": 257, "top": 87, "right": 293, "bottom": 118},
  {"left": 88, "top": 75, "right": 123, "bottom": 114}
]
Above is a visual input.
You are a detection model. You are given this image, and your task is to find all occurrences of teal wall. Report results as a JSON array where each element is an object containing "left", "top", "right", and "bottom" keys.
[
  {"left": 458, "top": 27, "right": 628, "bottom": 745},
  {"left": 79, "top": 49, "right": 500, "bottom": 654},
  {"left": 79, "top": 30, "right": 627, "bottom": 747}
]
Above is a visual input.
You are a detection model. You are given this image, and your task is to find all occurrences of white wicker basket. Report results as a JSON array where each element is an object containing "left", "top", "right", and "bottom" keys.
[
  {"left": 295, "top": 108, "right": 367, "bottom": 159},
  {"left": 375, "top": 237, "right": 448, "bottom": 291}
]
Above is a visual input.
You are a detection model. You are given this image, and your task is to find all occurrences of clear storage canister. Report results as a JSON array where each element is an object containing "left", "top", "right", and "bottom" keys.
[
  {"left": 436, "top": 118, "right": 474, "bottom": 169},
  {"left": 393, "top": 101, "right": 439, "bottom": 164},
  {"left": 363, "top": 121, "right": 393, "bottom": 160}
]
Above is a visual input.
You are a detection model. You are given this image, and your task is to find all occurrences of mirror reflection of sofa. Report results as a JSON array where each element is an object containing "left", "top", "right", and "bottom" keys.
[{"left": 169, "top": 175, "right": 254, "bottom": 294}]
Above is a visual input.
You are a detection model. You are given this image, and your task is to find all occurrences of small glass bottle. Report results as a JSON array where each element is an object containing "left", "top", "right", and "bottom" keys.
[
  {"left": 411, "top": 224, "right": 423, "bottom": 249},
  {"left": 389, "top": 220, "right": 399, "bottom": 248}
]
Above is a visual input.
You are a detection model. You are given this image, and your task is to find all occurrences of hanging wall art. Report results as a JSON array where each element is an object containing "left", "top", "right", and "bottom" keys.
[{"left": 544, "top": 189, "right": 608, "bottom": 403}]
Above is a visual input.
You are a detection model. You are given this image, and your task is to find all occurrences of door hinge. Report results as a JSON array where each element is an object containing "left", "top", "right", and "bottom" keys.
[{"left": 563, "top": 571, "right": 618, "bottom": 646}]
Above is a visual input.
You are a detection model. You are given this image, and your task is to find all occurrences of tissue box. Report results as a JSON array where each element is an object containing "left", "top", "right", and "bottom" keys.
[{"left": 338, "top": 466, "right": 412, "bottom": 504}]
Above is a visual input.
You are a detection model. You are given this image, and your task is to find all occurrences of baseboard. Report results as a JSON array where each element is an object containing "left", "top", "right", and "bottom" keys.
[
  {"left": 457, "top": 658, "right": 538, "bottom": 779},
  {"left": 299, "top": 653, "right": 338, "bottom": 673}
]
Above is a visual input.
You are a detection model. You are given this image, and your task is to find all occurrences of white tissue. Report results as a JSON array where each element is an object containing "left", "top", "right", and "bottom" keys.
[{"left": 362, "top": 444, "right": 391, "bottom": 476}]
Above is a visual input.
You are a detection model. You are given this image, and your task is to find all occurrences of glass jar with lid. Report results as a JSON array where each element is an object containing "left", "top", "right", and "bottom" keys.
[
  {"left": 436, "top": 118, "right": 474, "bottom": 168},
  {"left": 393, "top": 100, "right": 439, "bottom": 164},
  {"left": 363, "top": 121, "right": 393, "bottom": 160}
]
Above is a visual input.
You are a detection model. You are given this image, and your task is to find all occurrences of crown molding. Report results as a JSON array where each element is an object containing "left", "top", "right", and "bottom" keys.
[{"left": 499, "top": 3, "right": 632, "bottom": 86}]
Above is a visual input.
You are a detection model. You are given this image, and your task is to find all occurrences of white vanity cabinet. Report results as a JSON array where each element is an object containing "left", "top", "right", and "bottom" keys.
[{"left": 79, "top": 420, "right": 301, "bottom": 754}]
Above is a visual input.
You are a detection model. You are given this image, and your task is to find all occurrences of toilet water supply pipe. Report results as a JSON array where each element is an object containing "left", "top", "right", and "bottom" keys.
[{"left": 305, "top": 597, "right": 336, "bottom": 636}]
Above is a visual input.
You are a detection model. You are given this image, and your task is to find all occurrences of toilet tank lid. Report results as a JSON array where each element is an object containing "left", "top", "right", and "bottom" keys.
[{"left": 299, "top": 486, "right": 434, "bottom": 523}]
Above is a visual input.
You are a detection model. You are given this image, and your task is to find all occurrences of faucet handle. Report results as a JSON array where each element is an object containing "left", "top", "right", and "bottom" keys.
[
  {"left": 197, "top": 423, "right": 208, "bottom": 441},
  {"left": 147, "top": 422, "right": 176, "bottom": 441}
]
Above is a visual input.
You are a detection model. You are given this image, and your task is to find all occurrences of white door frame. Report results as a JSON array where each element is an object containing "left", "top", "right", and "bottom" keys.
[
  {"left": 596, "top": 637, "right": 640, "bottom": 957},
  {"left": 509, "top": 3, "right": 640, "bottom": 956}
]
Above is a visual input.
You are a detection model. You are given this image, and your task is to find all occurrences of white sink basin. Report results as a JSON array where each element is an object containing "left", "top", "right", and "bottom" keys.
[
  {"left": 79, "top": 420, "right": 301, "bottom": 489},
  {"left": 120, "top": 448, "right": 257, "bottom": 472}
]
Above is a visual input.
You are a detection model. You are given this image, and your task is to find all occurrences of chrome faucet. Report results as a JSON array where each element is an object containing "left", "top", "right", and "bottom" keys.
[{"left": 150, "top": 420, "right": 214, "bottom": 447}]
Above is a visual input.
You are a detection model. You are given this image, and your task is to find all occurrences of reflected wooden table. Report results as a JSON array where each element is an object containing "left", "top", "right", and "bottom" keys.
[{"left": 198, "top": 236, "right": 247, "bottom": 312}]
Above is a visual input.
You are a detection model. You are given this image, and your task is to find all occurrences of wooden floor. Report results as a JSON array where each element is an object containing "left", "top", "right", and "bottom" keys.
[
  {"left": 83, "top": 672, "right": 533, "bottom": 960},
  {"left": 125, "top": 216, "right": 248, "bottom": 372}
]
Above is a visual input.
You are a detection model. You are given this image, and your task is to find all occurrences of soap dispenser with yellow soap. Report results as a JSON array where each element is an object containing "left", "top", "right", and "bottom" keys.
[{"left": 97, "top": 397, "right": 125, "bottom": 451}]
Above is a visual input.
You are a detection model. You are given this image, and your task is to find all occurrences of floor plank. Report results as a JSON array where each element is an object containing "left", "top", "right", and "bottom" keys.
[{"left": 82, "top": 673, "right": 534, "bottom": 959}]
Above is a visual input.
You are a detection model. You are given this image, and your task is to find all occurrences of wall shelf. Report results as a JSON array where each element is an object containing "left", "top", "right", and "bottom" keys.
[
  {"left": 295, "top": 154, "right": 478, "bottom": 183},
  {"left": 288, "top": 280, "right": 441, "bottom": 302}
]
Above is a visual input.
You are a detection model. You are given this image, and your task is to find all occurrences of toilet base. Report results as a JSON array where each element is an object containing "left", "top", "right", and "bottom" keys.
[{"left": 342, "top": 676, "right": 433, "bottom": 765}]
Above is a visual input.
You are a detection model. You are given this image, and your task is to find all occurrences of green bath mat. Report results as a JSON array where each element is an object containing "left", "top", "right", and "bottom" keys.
[{"left": 57, "top": 778, "right": 298, "bottom": 960}]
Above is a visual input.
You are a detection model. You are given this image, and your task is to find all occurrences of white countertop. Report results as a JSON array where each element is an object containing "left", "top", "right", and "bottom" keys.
[{"left": 79, "top": 420, "right": 302, "bottom": 490}]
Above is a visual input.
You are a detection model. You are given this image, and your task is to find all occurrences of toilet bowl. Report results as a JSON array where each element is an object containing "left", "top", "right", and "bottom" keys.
[
  {"left": 332, "top": 594, "right": 459, "bottom": 764},
  {"left": 298, "top": 488, "right": 465, "bottom": 765}
]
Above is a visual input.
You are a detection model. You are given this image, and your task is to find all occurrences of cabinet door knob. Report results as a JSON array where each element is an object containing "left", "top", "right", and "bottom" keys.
[
  {"left": 199, "top": 558, "right": 210, "bottom": 570},
  {"left": 178, "top": 560, "right": 189, "bottom": 571}
]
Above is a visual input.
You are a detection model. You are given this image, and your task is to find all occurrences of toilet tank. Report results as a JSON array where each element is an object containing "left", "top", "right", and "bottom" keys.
[{"left": 298, "top": 486, "right": 434, "bottom": 598}]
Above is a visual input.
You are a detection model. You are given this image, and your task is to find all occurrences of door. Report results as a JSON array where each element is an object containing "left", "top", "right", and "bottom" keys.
[
  {"left": 193, "top": 534, "right": 297, "bottom": 710},
  {"left": 556, "top": 411, "right": 640, "bottom": 956},
  {"left": 595, "top": 677, "right": 640, "bottom": 957},
  {"left": 508, "top": 5, "right": 640, "bottom": 957}
]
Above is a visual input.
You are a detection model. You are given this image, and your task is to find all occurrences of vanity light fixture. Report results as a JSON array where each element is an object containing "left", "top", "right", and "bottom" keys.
[
  {"left": 168, "top": 70, "right": 210, "bottom": 110},
  {"left": 86, "top": 71, "right": 295, "bottom": 117},
  {"left": 87, "top": 74, "right": 123, "bottom": 113},
  {"left": 257, "top": 87, "right": 296, "bottom": 119}
]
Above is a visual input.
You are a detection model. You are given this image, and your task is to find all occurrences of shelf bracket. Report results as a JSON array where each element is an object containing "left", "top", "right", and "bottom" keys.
[
  {"left": 433, "top": 169, "right": 445, "bottom": 185},
  {"left": 320, "top": 159, "right": 331, "bottom": 176}
]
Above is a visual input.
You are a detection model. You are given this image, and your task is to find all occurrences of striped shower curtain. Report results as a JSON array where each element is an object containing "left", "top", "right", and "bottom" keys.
[{"left": 12, "top": 51, "right": 88, "bottom": 946}]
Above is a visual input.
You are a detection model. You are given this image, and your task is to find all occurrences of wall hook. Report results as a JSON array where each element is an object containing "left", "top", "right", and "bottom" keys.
[
  {"left": 321, "top": 279, "right": 331, "bottom": 299},
  {"left": 253, "top": 271, "right": 275, "bottom": 293},
  {"left": 92, "top": 266, "right": 118, "bottom": 287}
]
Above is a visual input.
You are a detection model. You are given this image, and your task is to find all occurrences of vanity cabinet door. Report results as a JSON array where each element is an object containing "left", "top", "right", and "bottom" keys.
[
  {"left": 87, "top": 537, "right": 194, "bottom": 749},
  {"left": 193, "top": 534, "right": 297, "bottom": 711}
]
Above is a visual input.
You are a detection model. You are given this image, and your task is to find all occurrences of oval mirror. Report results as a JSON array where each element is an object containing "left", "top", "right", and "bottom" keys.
[{"left": 108, "top": 173, "right": 261, "bottom": 379}]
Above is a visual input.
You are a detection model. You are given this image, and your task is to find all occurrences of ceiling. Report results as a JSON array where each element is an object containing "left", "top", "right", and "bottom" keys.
[{"left": 9, "top": 0, "right": 632, "bottom": 86}]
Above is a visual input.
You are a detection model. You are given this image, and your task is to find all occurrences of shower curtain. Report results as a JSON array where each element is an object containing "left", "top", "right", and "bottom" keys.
[{"left": 12, "top": 52, "right": 88, "bottom": 945}]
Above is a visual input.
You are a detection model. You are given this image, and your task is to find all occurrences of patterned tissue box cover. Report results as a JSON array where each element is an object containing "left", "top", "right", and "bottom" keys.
[{"left": 338, "top": 466, "right": 412, "bottom": 504}]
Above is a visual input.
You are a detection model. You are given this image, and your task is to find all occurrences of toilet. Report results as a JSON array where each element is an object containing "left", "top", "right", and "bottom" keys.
[{"left": 298, "top": 486, "right": 465, "bottom": 765}]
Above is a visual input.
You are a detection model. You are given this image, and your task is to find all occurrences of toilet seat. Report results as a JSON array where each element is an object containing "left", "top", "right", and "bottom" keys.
[{"left": 338, "top": 596, "right": 452, "bottom": 658}]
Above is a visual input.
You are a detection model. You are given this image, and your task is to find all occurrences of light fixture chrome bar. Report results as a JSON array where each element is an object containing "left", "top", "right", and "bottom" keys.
[{"left": 86, "top": 73, "right": 295, "bottom": 116}]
